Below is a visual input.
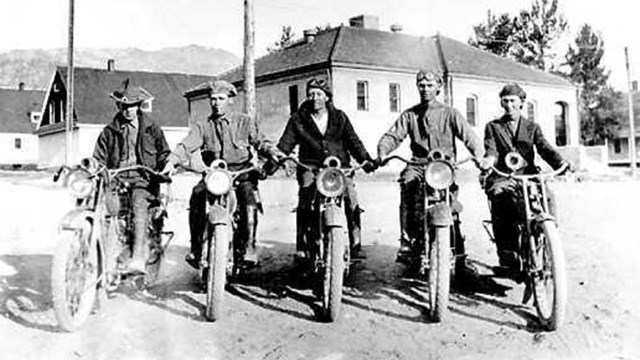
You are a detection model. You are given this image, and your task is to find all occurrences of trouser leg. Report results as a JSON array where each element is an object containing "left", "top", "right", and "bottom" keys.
[
  {"left": 398, "top": 165, "right": 425, "bottom": 244},
  {"left": 490, "top": 191, "right": 521, "bottom": 268},
  {"left": 235, "top": 179, "right": 259, "bottom": 263},
  {"left": 129, "top": 186, "right": 153, "bottom": 271},
  {"left": 343, "top": 177, "right": 362, "bottom": 253},
  {"left": 188, "top": 179, "right": 207, "bottom": 259},
  {"left": 296, "top": 168, "right": 319, "bottom": 258}
]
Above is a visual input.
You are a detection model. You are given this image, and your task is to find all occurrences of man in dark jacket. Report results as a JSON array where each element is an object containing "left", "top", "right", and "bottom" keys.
[
  {"left": 377, "top": 69, "right": 487, "bottom": 267},
  {"left": 482, "top": 83, "right": 571, "bottom": 274},
  {"left": 93, "top": 79, "right": 171, "bottom": 274},
  {"left": 163, "top": 80, "right": 280, "bottom": 268},
  {"left": 276, "top": 77, "right": 376, "bottom": 261}
]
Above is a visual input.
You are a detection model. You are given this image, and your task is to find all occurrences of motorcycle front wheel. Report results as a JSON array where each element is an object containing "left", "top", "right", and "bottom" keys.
[
  {"left": 428, "top": 226, "right": 451, "bottom": 323},
  {"left": 322, "top": 227, "right": 346, "bottom": 322},
  {"left": 531, "top": 220, "right": 567, "bottom": 330},
  {"left": 205, "top": 223, "right": 230, "bottom": 322},
  {"left": 51, "top": 219, "right": 99, "bottom": 332}
]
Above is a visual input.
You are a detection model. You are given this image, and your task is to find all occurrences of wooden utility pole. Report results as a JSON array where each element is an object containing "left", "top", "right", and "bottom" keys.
[
  {"left": 243, "top": 0, "right": 256, "bottom": 120},
  {"left": 65, "top": 0, "right": 75, "bottom": 166},
  {"left": 625, "top": 47, "right": 636, "bottom": 173}
]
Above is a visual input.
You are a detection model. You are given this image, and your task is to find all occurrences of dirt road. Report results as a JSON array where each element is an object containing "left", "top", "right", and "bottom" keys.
[{"left": 0, "top": 170, "right": 638, "bottom": 360}]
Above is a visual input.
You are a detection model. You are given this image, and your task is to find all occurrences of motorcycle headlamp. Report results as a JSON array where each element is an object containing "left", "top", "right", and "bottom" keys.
[
  {"left": 66, "top": 169, "right": 95, "bottom": 199},
  {"left": 424, "top": 160, "right": 454, "bottom": 190},
  {"left": 205, "top": 169, "right": 232, "bottom": 195},
  {"left": 505, "top": 152, "right": 527, "bottom": 172},
  {"left": 316, "top": 168, "right": 346, "bottom": 197}
]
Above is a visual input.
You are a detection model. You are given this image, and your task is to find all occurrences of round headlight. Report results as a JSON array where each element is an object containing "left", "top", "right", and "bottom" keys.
[
  {"left": 67, "top": 169, "right": 95, "bottom": 199},
  {"left": 424, "top": 161, "right": 454, "bottom": 190},
  {"left": 205, "top": 169, "right": 232, "bottom": 195},
  {"left": 316, "top": 168, "right": 346, "bottom": 197},
  {"left": 505, "top": 152, "right": 527, "bottom": 172}
]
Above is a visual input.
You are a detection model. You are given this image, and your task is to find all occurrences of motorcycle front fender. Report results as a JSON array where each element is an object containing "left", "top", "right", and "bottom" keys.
[
  {"left": 208, "top": 205, "right": 231, "bottom": 226},
  {"left": 58, "top": 208, "right": 96, "bottom": 231},
  {"left": 322, "top": 204, "right": 343, "bottom": 228},
  {"left": 427, "top": 202, "right": 453, "bottom": 227}
]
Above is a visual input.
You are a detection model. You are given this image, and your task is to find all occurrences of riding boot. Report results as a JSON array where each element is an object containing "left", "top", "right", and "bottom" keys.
[
  {"left": 188, "top": 209, "right": 205, "bottom": 262},
  {"left": 346, "top": 206, "right": 363, "bottom": 257},
  {"left": 243, "top": 205, "right": 259, "bottom": 266},
  {"left": 396, "top": 186, "right": 413, "bottom": 262},
  {"left": 128, "top": 214, "right": 150, "bottom": 275}
]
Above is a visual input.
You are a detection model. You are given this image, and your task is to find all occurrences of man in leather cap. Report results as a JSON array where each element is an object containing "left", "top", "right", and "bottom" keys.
[
  {"left": 482, "top": 83, "right": 571, "bottom": 276},
  {"left": 376, "top": 69, "right": 488, "bottom": 272},
  {"left": 93, "top": 79, "right": 171, "bottom": 274},
  {"left": 275, "top": 77, "right": 377, "bottom": 263},
  {"left": 163, "top": 80, "right": 280, "bottom": 268}
]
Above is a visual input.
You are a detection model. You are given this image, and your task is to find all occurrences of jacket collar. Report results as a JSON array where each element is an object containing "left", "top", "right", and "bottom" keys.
[
  {"left": 107, "top": 112, "right": 148, "bottom": 133},
  {"left": 299, "top": 101, "right": 338, "bottom": 138}
]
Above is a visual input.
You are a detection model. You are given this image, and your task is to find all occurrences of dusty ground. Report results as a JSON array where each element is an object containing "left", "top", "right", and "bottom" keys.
[{"left": 0, "top": 169, "right": 639, "bottom": 360}]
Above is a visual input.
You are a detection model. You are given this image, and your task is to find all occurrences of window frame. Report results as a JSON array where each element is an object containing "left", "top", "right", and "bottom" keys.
[
  {"left": 356, "top": 80, "right": 369, "bottom": 111},
  {"left": 389, "top": 82, "right": 401, "bottom": 113},
  {"left": 465, "top": 95, "right": 478, "bottom": 126}
]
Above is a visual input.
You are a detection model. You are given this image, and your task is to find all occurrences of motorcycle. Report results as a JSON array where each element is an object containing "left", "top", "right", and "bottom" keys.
[
  {"left": 51, "top": 158, "right": 173, "bottom": 332},
  {"left": 276, "top": 155, "right": 363, "bottom": 322},
  {"left": 198, "top": 159, "right": 263, "bottom": 322},
  {"left": 482, "top": 152, "right": 568, "bottom": 330},
  {"left": 380, "top": 149, "right": 470, "bottom": 322}
]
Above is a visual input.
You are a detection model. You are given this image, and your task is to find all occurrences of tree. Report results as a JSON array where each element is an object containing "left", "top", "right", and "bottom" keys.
[
  {"left": 563, "top": 24, "right": 622, "bottom": 145},
  {"left": 469, "top": 0, "right": 568, "bottom": 71},
  {"left": 267, "top": 25, "right": 295, "bottom": 53}
]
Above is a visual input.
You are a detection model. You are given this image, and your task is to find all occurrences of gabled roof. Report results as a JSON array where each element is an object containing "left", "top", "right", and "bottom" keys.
[
  {"left": 46, "top": 67, "right": 212, "bottom": 129},
  {"left": 0, "top": 88, "right": 45, "bottom": 133},
  {"left": 222, "top": 26, "right": 573, "bottom": 88}
]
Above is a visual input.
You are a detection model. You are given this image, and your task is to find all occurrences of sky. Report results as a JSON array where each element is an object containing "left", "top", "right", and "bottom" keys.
[{"left": 0, "top": 0, "right": 637, "bottom": 90}]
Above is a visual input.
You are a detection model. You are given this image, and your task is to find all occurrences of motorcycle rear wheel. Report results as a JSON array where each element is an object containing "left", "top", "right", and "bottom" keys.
[
  {"left": 531, "top": 220, "right": 567, "bottom": 330},
  {"left": 205, "top": 224, "right": 230, "bottom": 322},
  {"left": 428, "top": 226, "right": 451, "bottom": 322},
  {"left": 51, "top": 219, "right": 99, "bottom": 332},
  {"left": 322, "top": 227, "right": 345, "bottom": 322}
]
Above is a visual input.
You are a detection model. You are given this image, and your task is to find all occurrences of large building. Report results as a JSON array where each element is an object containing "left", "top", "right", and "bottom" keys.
[
  {"left": 35, "top": 62, "right": 211, "bottom": 167},
  {"left": 0, "top": 84, "right": 44, "bottom": 169},
  {"left": 207, "top": 15, "right": 579, "bottom": 164}
]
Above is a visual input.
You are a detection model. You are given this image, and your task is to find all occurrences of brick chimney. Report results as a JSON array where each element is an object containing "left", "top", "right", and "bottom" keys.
[
  {"left": 303, "top": 29, "right": 317, "bottom": 43},
  {"left": 349, "top": 15, "right": 380, "bottom": 30},
  {"left": 107, "top": 59, "right": 115, "bottom": 71},
  {"left": 18, "top": 82, "right": 25, "bottom": 91}
]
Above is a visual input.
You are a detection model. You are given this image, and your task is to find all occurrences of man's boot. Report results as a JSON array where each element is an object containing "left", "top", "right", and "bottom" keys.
[
  {"left": 243, "top": 206, "right": 259, "bottom": 266},
  {"left": 185, "top": 209, "right": 205, "bottom": 269},
  {"left": 127, "top": 218, "right": 149, "bottom": 275},
  {"left": 396, "top": 194, "right": 412, "bottom": 263}
]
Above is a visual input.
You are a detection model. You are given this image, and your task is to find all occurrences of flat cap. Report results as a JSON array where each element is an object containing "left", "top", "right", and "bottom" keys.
[{"left": 499, "top": 83, "right": 526, "bottom": 100}]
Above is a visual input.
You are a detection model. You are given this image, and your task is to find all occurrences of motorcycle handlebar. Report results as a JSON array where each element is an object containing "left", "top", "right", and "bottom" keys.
[
  {"left": 380, "top": 155, "right": 471, "bottom": 167},
  {"left": 110, "top": 165, "right": 172, "bottom": 183},
  {"left": 489, "top": 162, "right": 568, "bottom": 181},
  {"left": 277, "top": 156, "right": 363, "bottom": 175}
]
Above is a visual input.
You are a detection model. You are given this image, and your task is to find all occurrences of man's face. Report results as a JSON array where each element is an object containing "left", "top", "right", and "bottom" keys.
[
  {"left": 500, "top": 95, "right": 523, "bottom": 117},
  {"left": 417, "top": 79, "right": 440, "bottom": 103},
  {"left": 210, "top": 93, "right": 231, "bottom": 116},
  {"left": 307, "top": 88, "right": 328, "bottom": 112},
  {"left": 119, "top": 103, "right": 139, "bottom": 121}
]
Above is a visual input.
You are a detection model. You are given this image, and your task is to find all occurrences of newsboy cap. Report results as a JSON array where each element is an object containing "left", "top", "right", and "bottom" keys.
[
  {"left": 109, "top": 78, "right": 154, "bottom": 106},
  {"left": 499, "top": 83, "right": 527, "bottom": 100},
  {"left": 306, "top": 77, "right": 332, "bottom": 98},
  {"left": 206, "top": 80, "right": 237, "bottom": 97},
  {"left": 416, "top": 69, "right": 443, "bottom": 84}
]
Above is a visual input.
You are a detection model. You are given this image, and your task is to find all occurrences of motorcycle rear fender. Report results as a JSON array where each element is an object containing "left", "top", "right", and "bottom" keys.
[
  {"left": 208, "top": 205, "right": 231, "bottom": 226},
  {"left": 322, "top": 204, "right": 343, "bottom": 228},
  {"left": 428, "top": 202, "right": 453, "bottom": 227}
]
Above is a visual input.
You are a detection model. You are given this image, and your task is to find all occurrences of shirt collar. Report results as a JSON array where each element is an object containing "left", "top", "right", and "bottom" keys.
[{"left": 119, "top": 115, "right": 138, "bottom": 129}]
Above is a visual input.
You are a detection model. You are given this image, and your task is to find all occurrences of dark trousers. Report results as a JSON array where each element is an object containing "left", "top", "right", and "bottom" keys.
[
  {"left": 295, "top": 167, "right": 362, "bottom": 256},
  {"left": 189, "top": 176, "right": 259, "bottom": 258},
  {"left": 116, "top": 173, "right": 157, "bottom": 264}
]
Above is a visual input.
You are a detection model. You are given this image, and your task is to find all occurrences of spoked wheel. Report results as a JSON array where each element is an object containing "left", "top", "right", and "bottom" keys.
[
  {"left": 205, "top": 224, "right": 231, "bottom": 322},
  {"left": 428, "top": 226, "right": 451, "bottom": 322},
  {"left": 51, "top": 219, "right": 99, "bottom": 332},
  {"left": 531, "top": 220, "right": 567, "bottom": 330},
  {"left": 321, "top": 227, "right": 346, "bottom": 322}
]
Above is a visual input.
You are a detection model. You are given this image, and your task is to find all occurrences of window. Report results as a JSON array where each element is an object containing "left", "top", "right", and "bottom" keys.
[
  {"left": 614, "top": 139, "right": 621, "bottom": 154},
  {"left": 357, "top": 81, "right": 369, "bottom": 111},
  {"left": 14, "top": 138, "right": 22, "bottom": 149},
  {"left": 555, "top": 102, "right": 568, "bottom": 146},
  {"left": 288, "top": 85, "right": 299, "bottom": 114},
  {"left": 466, "top": 95, "right": 477, "bottom": 126},
  {"left": 389, "top": 83, "right": 400, "bottom": 112},
  {"left": 527, "top": 101, "right": 536, "bottom": 121},
  {"left": 140, "top": 99, "right": 153, "bottom": 112}
]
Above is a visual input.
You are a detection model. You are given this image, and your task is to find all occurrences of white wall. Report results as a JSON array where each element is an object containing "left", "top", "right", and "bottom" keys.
[{"left": 0, "top": 133, "right": 38, "bottom": 165}]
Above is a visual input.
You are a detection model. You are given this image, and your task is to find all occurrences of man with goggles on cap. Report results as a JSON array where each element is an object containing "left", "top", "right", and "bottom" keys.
[
  {"left": 162, "top": 80, "right": 281, "bottom": 268},
  {"left": 274, "top": 77, "right": 377, "bottom": 263},
  {"left": 93, "top": 79, "right": 172, "bottom": 274},
  {"left": 376, "top": 69, "right": 488, "bottom": 275},
  {"left": 481, "top": 83, "right": 572, "bottom": 276}
]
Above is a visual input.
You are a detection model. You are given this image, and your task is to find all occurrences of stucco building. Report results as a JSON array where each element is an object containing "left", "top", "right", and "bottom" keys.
[{"left": 0, "top": 84, "right": 44, "bottom": 169}]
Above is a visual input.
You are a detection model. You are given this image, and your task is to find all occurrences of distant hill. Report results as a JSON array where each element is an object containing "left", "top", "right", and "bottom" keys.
[{"left": 0, "top": 45, "right": 240, "bottom": 90}]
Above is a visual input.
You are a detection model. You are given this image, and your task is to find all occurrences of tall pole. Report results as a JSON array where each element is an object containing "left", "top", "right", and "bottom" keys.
[
  {"left": 243, "top": 0, "right": 256, "bottom": 121},
  {"left": 65, "top": 0, "right": 75, "bottom": 166},
  {"left": 625, "top": 47, "right": 636, "bottom": 174}
]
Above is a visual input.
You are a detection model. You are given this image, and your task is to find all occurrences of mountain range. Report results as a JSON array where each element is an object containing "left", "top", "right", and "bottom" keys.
[{"left": 0, "top": 45, "right": 240, "bottom": 90}]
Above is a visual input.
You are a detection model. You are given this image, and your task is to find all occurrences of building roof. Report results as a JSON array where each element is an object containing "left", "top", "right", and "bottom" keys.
[
  {"left": 48, "top": 67, "right": 212, "bottom": 129},
  {"left": 222, "top": 26, "right": 573, "bottom": 88},
  {"left": 0, "top": 88, "right": 45, "bottom": 133}
]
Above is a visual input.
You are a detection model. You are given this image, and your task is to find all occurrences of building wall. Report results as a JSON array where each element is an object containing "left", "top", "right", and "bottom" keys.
[
  {"left": 607, "top": 135, "right": 640, "bottom": 164},
  {"left": 0, "top": 133, "right": 38, "bottom": 165}
]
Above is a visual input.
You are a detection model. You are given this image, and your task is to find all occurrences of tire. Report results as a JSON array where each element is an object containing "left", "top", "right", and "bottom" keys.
[
  {"left": 532, "top": 220, "right": 567, "bottom": 330},
  {"left": 205, "top": 224, "right": 231, "bottom": 321},
  {"left": 51, "top": 219, "right": 99, "bottom": 332},
  {"left": 322, "top": 227, "right": 346, "bottom": 322},
  {"left": 428, "top": 226, "right": 451, "bottom": 322}
]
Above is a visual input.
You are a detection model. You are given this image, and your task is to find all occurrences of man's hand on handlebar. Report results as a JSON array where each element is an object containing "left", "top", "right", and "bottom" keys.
[
  {"left": 476, "top": 156, "right": 496, "bottom": 172},
  {"left": 362, "top": 159, "right": 378, "bottom": 174},
  {"left": 161, "top": 161, "right": 177, "bottom": 177}
]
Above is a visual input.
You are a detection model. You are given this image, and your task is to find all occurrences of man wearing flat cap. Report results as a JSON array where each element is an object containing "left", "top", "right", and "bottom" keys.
[
  {"left": 482, "top": 83, "right": 571, "bottom": 276},
  {"left": 276, "top": 77, "right": 377, "bottom": 263},
  {"left": 163, "top": 80, "right": 280, "bottom": 268},
  {"left": 93, "top": 78, "right": 171, "bottom": 274},
  {"left": 376, "top": 69, "right": 487, "bottom": 273}
]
